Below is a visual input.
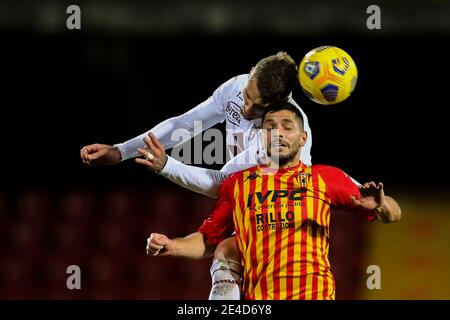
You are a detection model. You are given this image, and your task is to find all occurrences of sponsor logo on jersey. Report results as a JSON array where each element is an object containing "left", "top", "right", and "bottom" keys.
[
  {"left": 225, "top": 101, "right": 242, "bottom": 126},
  {"left": 247, "top": 188, "right": 307, "bottom": 207},
  {"left": 247, "top": 188, "right": 306, "bottom": 232},
  {"left": 255, "top": 210, "right": 295, "bottom": 232}
]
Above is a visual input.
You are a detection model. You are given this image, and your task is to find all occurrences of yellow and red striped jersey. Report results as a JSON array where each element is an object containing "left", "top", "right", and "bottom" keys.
[{"left": 199, "top": 162, "right": 376, "bottom": 300}]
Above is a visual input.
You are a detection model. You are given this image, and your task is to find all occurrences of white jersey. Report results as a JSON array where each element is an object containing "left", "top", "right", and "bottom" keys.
[{"left": 114, "top": 74, "right": 313, "bottom": 197}]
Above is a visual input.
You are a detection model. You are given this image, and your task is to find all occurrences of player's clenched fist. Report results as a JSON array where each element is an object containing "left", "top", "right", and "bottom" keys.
[
  {"left": 146, "top": 233, "right": 172, "bottom": 256},
  {"left": 80, "top": 143, "right": 122, "bottom": 166}
]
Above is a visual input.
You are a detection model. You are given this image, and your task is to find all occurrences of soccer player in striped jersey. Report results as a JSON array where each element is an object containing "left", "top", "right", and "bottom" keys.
[{"left": 146, "top": 101, "right": 401, "bottom": 300}]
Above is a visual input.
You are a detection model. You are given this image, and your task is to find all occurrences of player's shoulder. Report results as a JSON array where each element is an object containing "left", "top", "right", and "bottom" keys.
[
  {"left": 228, "top": 165, "right": 259, "bottom": 181},
  {"left": 310, "top": 164, "right": 359, "bottom": 185},
  {"left": 287, "top": 96, "right": 300, "bottom": 108},
  {"left": 216, "top": 74, "right": 248, "bottom": 101},
  {"left": 310, "top": 163, "right": 339, "bottom": 171},
  {"left": 310, "top": 164, "right": 346, "bottom": 177},
  {"left": 233, "top": 74, "right": 249, "bottom": 84},
  {"left": 222, "top": 165, "right": 259, "bottom": 186},
  {"left": 221, "top": 74, "right": 248, "bottom": 91}
]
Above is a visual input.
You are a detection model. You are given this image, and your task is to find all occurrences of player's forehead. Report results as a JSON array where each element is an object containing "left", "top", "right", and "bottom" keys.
[{"left": 263, "top": 110, "right": 298, "bottom": 123}]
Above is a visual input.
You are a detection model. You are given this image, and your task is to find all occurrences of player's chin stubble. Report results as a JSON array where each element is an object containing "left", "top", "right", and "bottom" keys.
[{"left": 267, "top": 145, "right": 299, "bottom": 167}]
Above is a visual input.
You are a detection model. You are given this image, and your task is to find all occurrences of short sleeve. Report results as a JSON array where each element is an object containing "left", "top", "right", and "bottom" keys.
[
  {"left": 318, "top": 166, "right": 377, "bottom": 222},
  {"left": 198, "top": 176, "right": 236, "bottom": 246}
]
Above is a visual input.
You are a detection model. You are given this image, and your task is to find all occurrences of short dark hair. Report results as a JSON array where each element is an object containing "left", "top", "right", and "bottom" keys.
[
  {"left": 253, "top": 52, "right": 298, "bottom": 104},
  {"left": 262, "top": 101, "right": 304, "bottom": 129}
]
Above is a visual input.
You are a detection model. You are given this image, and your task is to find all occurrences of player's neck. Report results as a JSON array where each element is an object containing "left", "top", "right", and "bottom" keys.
[
  {"left": 280, "top": 159, "right": 300, "bottom": 169},
  {"left": 268, "top": 158, "right": 300, "bottom": 170}
]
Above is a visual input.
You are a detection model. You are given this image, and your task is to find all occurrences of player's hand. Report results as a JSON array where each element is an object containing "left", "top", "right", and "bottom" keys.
[
  {"left": 80, "top": 143, "right": 122, "bottom": 166},
  {"left": 146, "top": 233, "right": 173, "bottom": 256},
  {"left": 135, "top": 132, "right": 168, "bottom": 173},
  {"left": 352, "top": 181, "right": 387, "bottom": 211}
]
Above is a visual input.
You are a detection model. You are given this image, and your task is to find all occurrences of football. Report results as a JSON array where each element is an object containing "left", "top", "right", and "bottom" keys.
[{"left": 298, "top": 46, "right": 358, "bottom": 105}]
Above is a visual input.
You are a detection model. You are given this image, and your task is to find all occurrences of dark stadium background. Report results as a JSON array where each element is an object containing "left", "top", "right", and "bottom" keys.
[{"left": 1, "top": 0, "right": 449, "bottom": 299}]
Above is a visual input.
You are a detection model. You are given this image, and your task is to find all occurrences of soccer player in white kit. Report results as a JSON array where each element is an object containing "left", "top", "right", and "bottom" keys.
[{"left": 80, "top": 52, "right": 313, "bottom": 299}]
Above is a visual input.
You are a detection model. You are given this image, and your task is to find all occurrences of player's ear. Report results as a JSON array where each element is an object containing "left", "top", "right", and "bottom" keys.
[{"left": 299, "top": 130, "right": 307, "bottom": 147}]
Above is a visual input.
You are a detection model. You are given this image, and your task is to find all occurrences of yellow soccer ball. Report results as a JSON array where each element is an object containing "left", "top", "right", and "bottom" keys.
[{"left": 299, "top": 46, "right": 358, "bottom": 105}]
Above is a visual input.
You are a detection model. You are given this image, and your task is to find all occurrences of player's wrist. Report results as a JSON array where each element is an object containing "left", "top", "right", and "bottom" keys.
[
  {"left": 152, "top": 154, "right": 168, "bottom": 174},
  {"left": 157, "top": 154, "right": 171, "bottom": 174},
  {"left": 161, "top": 154, "right": 168, "bottom": 170},
  {"left": 168, "top": 239, "right": 180, "bottom": 257},
  {"left": 373, "top": 203, "right": 391, "bottom": 221},
  {"left": 112, "top": 144, "right": 124, "bottom": 162},
  {"left": 112, "top": 146, "right": 122, "bottom": 162}
]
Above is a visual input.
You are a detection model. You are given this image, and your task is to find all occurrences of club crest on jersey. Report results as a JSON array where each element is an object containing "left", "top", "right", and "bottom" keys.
[
  {"left": 295, "top": 172, "right": 310, "bottom": 187},
  {"left": 225, "top": 101, "right": 242, "bottom": 126}
]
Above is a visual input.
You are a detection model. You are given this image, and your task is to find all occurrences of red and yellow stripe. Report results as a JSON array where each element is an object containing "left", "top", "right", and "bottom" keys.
[{"left": 231, "top": 165, "right": 336, "bottom": 300}]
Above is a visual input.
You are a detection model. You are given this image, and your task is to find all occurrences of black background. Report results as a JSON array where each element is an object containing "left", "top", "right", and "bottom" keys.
[
  {"left": 1, "top": 32, "right": 449, "bottom": 194},
  {"left": 1, "top": 1, "right": 450, "bottom": 300}
]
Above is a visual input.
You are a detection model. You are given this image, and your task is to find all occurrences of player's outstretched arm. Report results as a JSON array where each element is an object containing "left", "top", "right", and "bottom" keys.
[
  {"left": 146, "top": 232, "right": 215, "bottom": 259},
  {"left": 80, "top": 77, "right": 237, "bottom": 167},
  {"left": 80, "top": 111, "right": 220, "bottom": 167},
  {"left": 352, "top": 181, "right": 401, "bottom": 223},
  {"left": 135, "top": 132, "right": 228, "bottom": 197},
  {"left": 113, "top": 78, "right": 237, "bottom": 162}
]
